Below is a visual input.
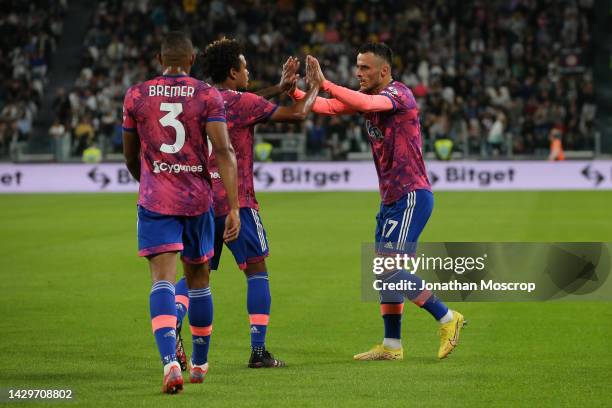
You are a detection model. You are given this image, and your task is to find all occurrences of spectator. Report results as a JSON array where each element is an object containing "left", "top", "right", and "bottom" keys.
[
  {"left": 49, "top": 0, "right": 596, "bottom": 160},
  {"left": 49, "top": 119, "right": 68, "bottom": 161},
  {"left": 487, "top": 112, "right": 507, "bottom": 156},
  {"left": 73, "top": 116, "right": 95, "bottom": 157},
  {"left": 548, "top": 128, "right": 565, "bottom": 161},
  {"left": 0, "top": 0, "right": 66, "bottom": 158},
  {"left": 82, "top": 143, "right": 102, "bottom": 163}
]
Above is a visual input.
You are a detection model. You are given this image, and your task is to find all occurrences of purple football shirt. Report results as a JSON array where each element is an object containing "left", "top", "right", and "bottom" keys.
[
  {"left": 122, "top": 75, "right": 225, "bottom": 216},
  {"left": 208, "top": 90, "right": 277, "bottom": 217},
  {"left": 363, "top": 81, "right": 431, "bottom": 204}
]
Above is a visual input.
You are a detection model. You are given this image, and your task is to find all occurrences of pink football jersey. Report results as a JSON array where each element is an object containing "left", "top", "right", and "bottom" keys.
[
  {"left": 363, "top": 81, "right": 431, "bottom": 204},
  {"left": 208, "top": 90, "right": 277, "bottom": 217},
  {"left": 122, "top": 74, "right": 226, "bottom": 216}
]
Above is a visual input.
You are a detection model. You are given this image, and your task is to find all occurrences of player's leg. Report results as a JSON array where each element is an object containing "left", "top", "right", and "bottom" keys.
[
  {"left": 377, "top": 190, "right": 465, "bottom": 358},
  {"left": 137, "top": 205, "right": 184, "bottom": 393},
  {"left": 173, "top": 215, "right": 224, "bottom": 372},
  {"left": 180, "top": 210, "right": 215, "bottom": 383},
  {"left": 378, "top": 190, "right": 450, "bottom": 320},
  {"left": 244, "top": 260, "right": 284, "bottom": 368},
  {"left": 226, "top": 208, "right": 284, "bottom": 367},
  {"left": 149, "top": 253, "right": 184, "bottom": 393},
  {"left": 404, "top": 191, "right": 465, "bottom": 358},
  {"left": 354, "top": 203, "right": 404, "bottom": 361},
  {"left": 174, "top": 277, "right": 189, "bottom": 371},
  {"left": 175, "top": 278, "right": 189, "bottom": 329},
  {"left": 182, "top": 262, "right": 212, "bottom": 382},
  {"left": 377, "top": 205, "right": 405, "bottom": 354}
]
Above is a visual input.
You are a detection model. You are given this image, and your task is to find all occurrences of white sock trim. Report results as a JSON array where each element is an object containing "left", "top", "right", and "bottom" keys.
[
  {"left": 438, "top": 309, "right": 454, "bottom": 324},
  {"left": 163, "top": 361, "right": 180, "bottom": 376},
  {"left": 190, "top": 361, "right": 209, "bottom": 370},
  {"left": 383, "top": 338, "right": 402, "bottom": 349}
]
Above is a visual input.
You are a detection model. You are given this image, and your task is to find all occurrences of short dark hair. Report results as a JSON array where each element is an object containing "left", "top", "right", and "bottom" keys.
[
  {"left": 358, "top": 42, "right": 393, "bottom": 65},
  {"left": 160, "top": 31, "right": 193, "bottom": 63},
  {"left": 202, "top": 38, "right": 243, "bottom": 83}
]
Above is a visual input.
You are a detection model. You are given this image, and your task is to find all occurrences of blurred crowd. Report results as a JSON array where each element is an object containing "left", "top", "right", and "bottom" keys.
[
  {"left": 0, "top": 0, "right": 66, "bottom": 158},
  {"left": 47, "top": 0, "right": 597, "bottom": 160}
]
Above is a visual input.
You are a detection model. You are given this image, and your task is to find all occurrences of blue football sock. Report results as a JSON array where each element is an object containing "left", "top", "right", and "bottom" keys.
[
  {"left": 380, "top": 282, "right": 404, "bottom": 340},
  {"left": 150, "top": 280, "right": 178, "bottom": 366},
  {"left": 246, "top": 272, "right": 271, "bottom": 349},
  {"left": 188, "top": 287, "right": 213, "bottom": 365},
  {"left": 381, "top": 270, "right": 449, "bottom": 321},
  {"left": 381, "top": 303, "right": 403, "bottom": 340},
  {"left": 175, "top": 277, "right": 188, "bottom": 330}
]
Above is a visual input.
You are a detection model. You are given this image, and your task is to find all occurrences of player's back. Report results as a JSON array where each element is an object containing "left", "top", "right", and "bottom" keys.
[
  {"left": 208, "top": 89, "right": 278, "bottom": 216},
  {"left": 123, "top": 74, "right": 226, "bottom": 216},
  {"left": 363, "top": 80, "right": 431, "bottom": 204}
]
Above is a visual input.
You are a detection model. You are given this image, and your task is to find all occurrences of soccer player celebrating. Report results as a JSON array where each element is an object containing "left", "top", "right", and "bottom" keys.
[
  {"left": 122, "top": 31, "right": 240, "bottom": 393},
  {"left": 174, "top": 38, "right": 321, "bottom": 369},
  {"left": 294, "top": 44, "right": 465, "bottom": 361}
]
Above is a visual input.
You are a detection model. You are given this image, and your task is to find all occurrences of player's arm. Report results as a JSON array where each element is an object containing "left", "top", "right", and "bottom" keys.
[
  {"left": 268, "top": 81, "right": 320, "bottom": 122},
  {"left": 255, "top": 85, "right": 284, "bottom": 100},
  {"left": 122, "top": 130, "right": 140, "bottom": 181},
  {"left": 291, "top": 88, "right": 355, "bottom": 116},
  {"left": 122, "top": 88, "right": 140, "bottom": 181},
  {"left": 321, "top": 80, "right": 394, "bottom": 112},
  {"left": 287, "top": 56, "right": 356, "bottom": 116},
  {"left": 308, "top": 55, "right": 394, "bottom": 113},
  {"left": 263, "top": 55, "right": 324, "bottom": 121},
  {"left": 255, "top": 57, "right": 299, "bottom": 100},
  {"left": 206, "top": 119, "right": 240, "bottom": 242}
]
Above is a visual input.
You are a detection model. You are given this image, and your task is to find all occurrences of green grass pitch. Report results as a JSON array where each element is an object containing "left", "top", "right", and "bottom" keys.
[{"left": 1, "top": 191, "right": 611, "bottom": 407}]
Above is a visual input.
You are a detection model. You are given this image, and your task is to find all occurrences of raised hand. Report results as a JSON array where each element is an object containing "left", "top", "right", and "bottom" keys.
[
  {"left": 279, "top": 56, "right": 300, "bottom": 93},
  {"left": 306, "top": 55, "right": 325, "bottom": 88}
]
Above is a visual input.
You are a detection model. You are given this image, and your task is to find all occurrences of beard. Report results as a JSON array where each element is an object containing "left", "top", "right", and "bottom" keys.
[{"left": 359, "top": 82, "right": 377, "bottom": 94}]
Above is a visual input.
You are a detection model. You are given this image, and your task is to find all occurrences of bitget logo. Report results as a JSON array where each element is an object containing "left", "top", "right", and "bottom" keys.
[{"left": 152, "top": 160, "right": 203, "bottom": 174}]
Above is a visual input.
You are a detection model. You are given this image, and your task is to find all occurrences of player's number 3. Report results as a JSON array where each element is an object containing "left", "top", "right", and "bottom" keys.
[{"left": 159, "top": 103, "right": 185, "bottom": 154}]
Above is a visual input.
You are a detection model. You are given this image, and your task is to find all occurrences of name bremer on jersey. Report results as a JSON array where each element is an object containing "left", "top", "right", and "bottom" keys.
[{"left": 149, "top": 85, "right": 196, "bottom": 98}]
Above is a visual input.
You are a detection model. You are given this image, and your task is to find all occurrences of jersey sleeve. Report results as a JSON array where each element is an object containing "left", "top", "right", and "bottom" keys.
[
  {"left": 322, "top": 80, "right": 394, "bottom": 113},
  {"left": 122, "top": 87, "right": 137, "bottom": 132},
  {"left": 380, "top": 85, "right": 418, "bottom": 112},
  {"left": 202, "top": 86, "right": 227, "bottom": 123},
  {"left": 240, "top": 92, "right": 278, "bottom": 125},
  {"left": 291, "top": 88, "right": 355, "bottom": 115}
]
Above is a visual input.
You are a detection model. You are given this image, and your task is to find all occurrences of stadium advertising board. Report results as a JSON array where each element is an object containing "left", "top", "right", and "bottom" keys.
[{"left": 1, "top": 161, "right": 612, "bottom": 193}]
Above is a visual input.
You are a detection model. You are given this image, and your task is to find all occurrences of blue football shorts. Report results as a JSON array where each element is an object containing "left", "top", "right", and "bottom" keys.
[
  {"left": 210, "top": 207, "right": 269, "bottom": 270},
  {"left": 137, "top": 205, "right": 215, "bottom": 264},
  {"left": 374, "top": 189, "right": 433, "bottom": 256}
]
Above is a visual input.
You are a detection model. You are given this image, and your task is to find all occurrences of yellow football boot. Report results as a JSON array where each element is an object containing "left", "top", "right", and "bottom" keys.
[
  {"left": 353, "top": 344, "right": 403, "bottom": 361},
  {"left": 438, "top": 310, "right": 466, "bottom": 359}
]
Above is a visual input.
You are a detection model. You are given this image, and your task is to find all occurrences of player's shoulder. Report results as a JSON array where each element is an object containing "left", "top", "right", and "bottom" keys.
[
  {"left": 123, "top": 82, "right": 146, "bottom": 105},
  {"left": 191, "top": 78, "right": 217, "bottom": 94},
  {"left": 381, "top": 81, "right": 412, "bottom": 98},
  {"left": 220, "top": 89, "right": 262, "bottom": 107},
  {"left": 184, "top": 79, "right": 223, "bottom": 105},
  {"left": 217, "top": 88, "right": 242, "bottom": 99},
  {"left": 127, "top": 76, "right": 166, "bottom": 97},
  {"left": 381, "top": 81, "right": 417, "bottom": 111}
]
